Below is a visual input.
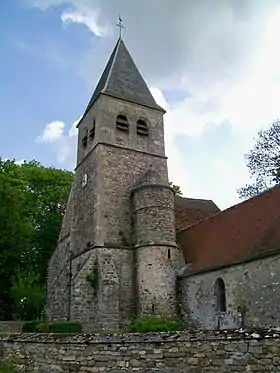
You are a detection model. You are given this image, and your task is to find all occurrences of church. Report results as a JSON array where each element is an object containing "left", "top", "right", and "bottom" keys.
[{"left": 46, "top": 36, "right": 280, "bottom": 332}]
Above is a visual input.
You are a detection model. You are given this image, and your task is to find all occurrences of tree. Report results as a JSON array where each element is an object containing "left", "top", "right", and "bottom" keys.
[
  {"left": 10, "top": 270, "right": 45, "bottom": 321},
  {"left": 169, "top": 182, "right": 183, "bottom": 196},
  {"left": 238, "top": 120, "right": 280, "bottom": 199},
  {"left": 0, "top": 159, "right": 73, "bottom": 320}
]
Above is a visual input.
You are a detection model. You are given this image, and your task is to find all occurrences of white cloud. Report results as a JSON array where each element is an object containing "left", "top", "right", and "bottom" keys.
[
  {"left": 61, "top": 7, "right": 106, "bottom": 36},
  {"left": 2, "top": 158, "right": 25, "bottom": 166},
  {"left": 37, "top": 119, "right": 78, "bottom": 165},
  {"left": 31, "top": 0, "right": 280, "bottom": 209},
  {"left": 37, "top": 121, "right": 65, "bottom": 143}
]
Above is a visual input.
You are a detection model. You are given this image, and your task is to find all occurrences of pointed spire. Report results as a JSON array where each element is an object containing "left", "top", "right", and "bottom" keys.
[{"left": 84, "top": 38, "right": 165, "bottom": 116}]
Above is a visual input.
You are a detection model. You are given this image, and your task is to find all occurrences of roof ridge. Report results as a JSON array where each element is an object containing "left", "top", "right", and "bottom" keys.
[
  {"left": 177, "top": 183, "right": 280, "bottom": 234},
  {"left": 176, "top": 196, "right": 216, "bottom": 203},
  {"left": 102, "top": 37, "right": 121, "bottom": 92}
]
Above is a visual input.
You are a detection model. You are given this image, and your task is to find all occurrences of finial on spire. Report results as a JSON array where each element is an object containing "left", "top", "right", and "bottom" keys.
[{"left": 116, "top": 14, "right": 124, "bottom": 38}]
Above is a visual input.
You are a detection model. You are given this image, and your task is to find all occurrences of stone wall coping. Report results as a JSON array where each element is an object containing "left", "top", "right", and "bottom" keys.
[{"left": 1, "top": 328, "right": 280, "bottom": 345}]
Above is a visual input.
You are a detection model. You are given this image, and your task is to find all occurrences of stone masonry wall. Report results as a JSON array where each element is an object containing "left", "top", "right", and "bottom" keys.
[
  {"left": 179, "top": 254, "right": 280, "bottom": 330},
  {"left": 60, "top": 92, "right": 170, "bottom": 329},
  {"left": 133, "top": 184, "right": 183, "bottom": 317},
  {"left": 0, "top": 322, "right": 22, "bottom": 333},
  {"left": 1, "top": 329, "right": 280, "bottom": 372}
]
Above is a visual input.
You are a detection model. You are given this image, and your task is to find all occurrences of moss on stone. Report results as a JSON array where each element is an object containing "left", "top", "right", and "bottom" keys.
[
  {"left": 86, "top": 262, "right": 99, "bottom": 295},
  {"left": 0, "top": 363, "right": 21, "bottom": 373}
]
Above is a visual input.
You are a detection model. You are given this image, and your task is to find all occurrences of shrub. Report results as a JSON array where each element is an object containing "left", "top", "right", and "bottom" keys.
[
  {"left": 22, "top": 320, "right": 42, "bottom": 333},
  {"left": 37, "top": 321, "right": 82, "bottom": 333},
  {"left": 127, "top": 315, "right": 182, "bottom": 333},
  {"left": 0, "top": 363, "right": 21, "bottom": 373},
  {"left": 86, "top": 263, "right": 99, "bottom": 296}
]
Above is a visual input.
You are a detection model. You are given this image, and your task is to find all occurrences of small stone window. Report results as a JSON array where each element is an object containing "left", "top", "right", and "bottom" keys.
[
  {"left": 137, "top": 119, "right": 148, "bottom": 136},
  {"left": 215, "top": 278, "right": 226, "bottom": 312},
  {"left": 168, "top": 249, "right": 171, "bottom": 260},
  {"left": 89, "top": 119, "right": 95, "bottom": 140},
  {"left": 116, "top": 114, "right": 129, "bottom": 132},
  {"left": 81, "top": 129, "right": 88, "bottom": 148}
]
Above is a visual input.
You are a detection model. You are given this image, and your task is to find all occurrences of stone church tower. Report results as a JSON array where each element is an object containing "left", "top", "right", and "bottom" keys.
[{"left": 46, "top": 37, "right": 182, "bottom": 330}]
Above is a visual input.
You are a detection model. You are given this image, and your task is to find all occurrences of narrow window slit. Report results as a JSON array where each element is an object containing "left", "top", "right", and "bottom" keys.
[{"left": 215, "top": 278, "right": 226, "bottom": 312}]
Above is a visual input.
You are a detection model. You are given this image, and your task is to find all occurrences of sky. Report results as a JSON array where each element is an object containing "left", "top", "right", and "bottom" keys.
[{"left": 1, "top": 0, "right": 280, "bottom": 210}]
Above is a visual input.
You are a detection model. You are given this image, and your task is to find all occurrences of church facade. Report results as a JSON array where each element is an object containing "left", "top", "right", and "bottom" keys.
[{"left": 46, "top": 37, "right": 280, "bottom": 331}]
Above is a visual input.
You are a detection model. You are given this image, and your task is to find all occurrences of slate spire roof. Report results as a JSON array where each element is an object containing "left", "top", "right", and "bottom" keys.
[{"left": 84, "top": 37, "right": 165, "bottom": 115}]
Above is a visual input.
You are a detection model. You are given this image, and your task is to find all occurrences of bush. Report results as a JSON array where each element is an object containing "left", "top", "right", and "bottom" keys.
[
  {"left": 0, "top": 363, "right": 21, "bottom": 373},
  {"left": 22, "top": 320, "right": 42, "bottom": 333},
  {"left": 37, "top": 321, "right": 82, "bottom": 333},
  {"left": 127, "top": 315, "right": 182, "bottom": 333}
]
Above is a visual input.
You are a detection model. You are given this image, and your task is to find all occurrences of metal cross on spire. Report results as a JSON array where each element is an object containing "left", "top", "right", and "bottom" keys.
[{"left": 116, "top": 15, "right": 124, "bottom": 38}]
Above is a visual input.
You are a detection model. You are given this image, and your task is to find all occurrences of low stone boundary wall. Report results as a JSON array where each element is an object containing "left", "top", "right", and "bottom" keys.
[
  {"left": 0, "top": 321, "right": 22, "bottom": 333},
  {"left": 1, "top": 329, "right": 280, "bottom": 372}
]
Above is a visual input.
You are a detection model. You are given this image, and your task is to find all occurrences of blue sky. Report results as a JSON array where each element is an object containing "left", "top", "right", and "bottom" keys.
[
  {"left": 2, "top": 0, "right": 280, "bottom": 209},
  {"left": 0, "top": 1, "right": 89, "bottom": 165}
]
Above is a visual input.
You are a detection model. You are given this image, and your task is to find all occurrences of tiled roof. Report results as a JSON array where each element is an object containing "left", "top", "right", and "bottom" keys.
[
  {"left": 175, "top": 196, "right": 220, "bottom": 230},
  {"left": 84, "top": 38, "right": 165, "bottom": 116},
  {"left": 176, "top": 185, "right": 280, "bottom": 274}
]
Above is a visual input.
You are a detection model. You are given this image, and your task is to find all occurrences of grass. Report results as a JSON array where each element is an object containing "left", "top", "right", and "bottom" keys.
[{"left": 127, "top": 315, "right": 182, "bottom": 333}]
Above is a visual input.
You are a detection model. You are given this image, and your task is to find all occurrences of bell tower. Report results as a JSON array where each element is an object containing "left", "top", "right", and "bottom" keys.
[{"left": 46, "top": 36, "right": 180, "bottom": 330}]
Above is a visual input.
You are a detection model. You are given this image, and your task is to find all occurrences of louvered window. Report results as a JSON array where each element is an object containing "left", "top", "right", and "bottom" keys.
[
  {"left": 89, "top": 120, "right": 95, "bottom": 140},
  {"left": 81, "top": 129, "right": 88, "bottom": 147},
  {"left": 116, "top": 115, "right": 129, "bottom": 132},
  {"left": 137, "top": 119, "right": 148, "bottom": 136}
]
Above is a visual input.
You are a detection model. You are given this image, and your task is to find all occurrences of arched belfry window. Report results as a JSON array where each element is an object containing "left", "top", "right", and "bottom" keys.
[
  {"left": 116, "top": 114, "right": 129, "bottom": 132},
  {"left": 137, "top": 119, "right": 148, "bottom": 136},
  {"left": 89, "top": 119, "right": 95, "bottom": 140},
  {"left": 81, "top": 128, "right": 88, "bottom": 148},
  {"left": 215, "top": 278, "right": 226, "bottom": 312}
]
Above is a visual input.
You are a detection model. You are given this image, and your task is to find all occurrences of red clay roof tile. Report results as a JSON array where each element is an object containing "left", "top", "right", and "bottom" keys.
[
  {"left": 175, "top": 196, "right": 220, "bottom": 230},
  {"left": 176, "top": 185, "right": 280, "bottom": 273}
]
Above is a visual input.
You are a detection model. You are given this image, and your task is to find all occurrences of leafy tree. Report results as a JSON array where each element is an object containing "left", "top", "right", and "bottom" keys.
[
  {"left": 0, "top": 158, "right": 181, "bottom": 320},
  {"left": 238, "top": 120, "right": 280, "bottom": 199},
  {"left": 10, "top": 270, "right": 45, "bottom": 321},
  {"left": 0, "top": 159, "right": 73, "bottom": 320},
  {"left": 169, "top": 182, "right": 183, "bottom": 196}
]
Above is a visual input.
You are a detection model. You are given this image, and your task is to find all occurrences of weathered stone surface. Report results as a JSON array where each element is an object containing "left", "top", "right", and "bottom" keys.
[
  {"left": 179, "top": 254, "right": 280, "bottom": 330},
  {"left": 1, "top": 329, "right": 280, "bottom": 372},
  {"left": 0, "top": 321, "right": 22, "bottom": 333},
  {"left": 46, "top": 80, "right": 184, "bottom": 329}
]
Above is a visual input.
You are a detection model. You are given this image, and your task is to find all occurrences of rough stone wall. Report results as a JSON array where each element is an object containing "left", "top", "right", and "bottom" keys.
[
  {"left": 179, "top": 253, "right": 280, "bottom": 330},
  {"left": 0, "top": 321, "right": 22, "bottom": 333},
  {"left": 133, "top": 184, "right": 184, "bottom": 316},
  {"left": 97, "top": 95, "right": 166, "bottom": 156},
  {"left": 47, "top": 92, "right": 175, "bottom": 329},
  {"left": 46, "top": 238, "right": 70, "bottom": 320},
  {"left": 70, "top": 250, "right": 98, "bottom": 324},
  {"left": 2, "top": 330, "right": 280, "bottom": 372},
  {"left": 46, "top": 187, "right": 73, "bottom": 320}
]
